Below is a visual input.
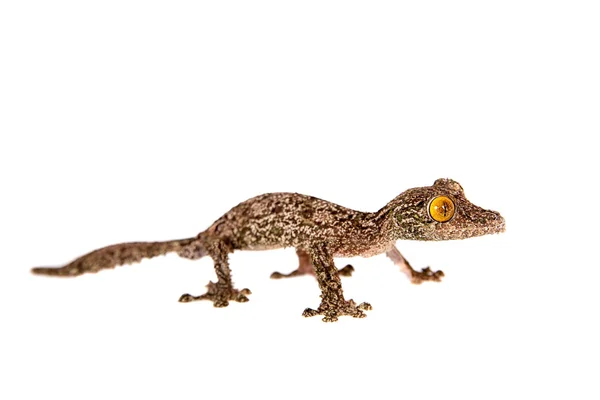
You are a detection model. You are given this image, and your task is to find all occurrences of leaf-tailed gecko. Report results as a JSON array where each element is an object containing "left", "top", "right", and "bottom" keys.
[{"left": 32, "top": 178, "right": 505, "bottom": 322}]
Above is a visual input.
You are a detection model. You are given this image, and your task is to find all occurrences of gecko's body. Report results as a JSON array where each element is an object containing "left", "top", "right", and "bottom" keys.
[{"left": 32, "top": 179, "right": 505, "bottom": 322}]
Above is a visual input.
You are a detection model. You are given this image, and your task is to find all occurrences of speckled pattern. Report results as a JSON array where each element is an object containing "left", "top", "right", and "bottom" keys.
[{"left": 32, "top": 178, "right": 505, "bottom": 322}]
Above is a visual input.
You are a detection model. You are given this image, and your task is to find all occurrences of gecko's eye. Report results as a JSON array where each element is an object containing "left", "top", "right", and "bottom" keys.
[{"left": 428, "top": 196, "right": 455, "bottom": 222}]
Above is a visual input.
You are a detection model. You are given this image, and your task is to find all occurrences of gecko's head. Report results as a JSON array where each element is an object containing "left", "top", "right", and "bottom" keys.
[{"left": 390, "top": 178, "right": 505, "bottom": 241}]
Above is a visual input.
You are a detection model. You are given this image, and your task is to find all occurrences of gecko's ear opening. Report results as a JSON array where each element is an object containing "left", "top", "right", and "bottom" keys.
[{"left": 433, "top": 178, "right": 464, "bottom": 193}]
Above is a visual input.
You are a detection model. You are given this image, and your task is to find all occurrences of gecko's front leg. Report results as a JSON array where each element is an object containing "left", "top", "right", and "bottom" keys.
[
  {"left": 301, "top": 244, "right": 371, "bottom": 322},
  {"left": 270, "top": 249, "right": 354, "bottom": 279},
  {"left": 178, "top": 239, "right": 251, "bottom": 307},
  {"left": 386, "top": 245, "right": 444, "bottom": 284}
]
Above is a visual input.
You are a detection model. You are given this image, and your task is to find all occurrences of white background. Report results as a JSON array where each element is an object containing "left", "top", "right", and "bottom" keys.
[{"left": 1, "top": 1, "right": 599, "bottom": 399}]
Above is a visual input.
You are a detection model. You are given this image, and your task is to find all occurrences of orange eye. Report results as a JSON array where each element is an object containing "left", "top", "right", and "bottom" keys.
[{"left": 429, "top": 196, "right": 455, "bottom": 222}]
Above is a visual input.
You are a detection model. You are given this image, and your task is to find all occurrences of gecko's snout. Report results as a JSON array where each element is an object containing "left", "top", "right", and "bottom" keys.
[
  {"left": 478, "top": 209, "right": 505, "bottom": 235},
  {"left": 496, "top": 212, "right": 506, "bottom": 233},
  {"left": 453, "top": 206, "right": 505, "bottom": 240},
  {"left": 489, "top": 210, "right": 506, "bottom": 234}
]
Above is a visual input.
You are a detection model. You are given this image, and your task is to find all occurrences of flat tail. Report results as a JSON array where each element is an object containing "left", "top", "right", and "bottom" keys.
[
  {"left": 31, "top": 266, "right": 84, "bottom": 277},
  {"left": 31, "top": 238, "right": 197, "bottom": 277}
]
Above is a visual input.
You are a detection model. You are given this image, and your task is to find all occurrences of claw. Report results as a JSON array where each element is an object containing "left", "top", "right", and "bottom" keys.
[
  {"left": 337, "top": 265, "right": 355, "bottom": 277},
  {"left": 178, "top": 282, "right": 252, "bottom": 306},
  {"left": 302, "top": 308, "right": 319, "bottom": 318},
  {"left": 302, "top": 299, "right": 371, "bottom": 322},
  {"left": 270, "top": 270, "right": 302, "bottom": 279},
  {"left": 270, "top": 272, "right": 285, "bottom": 279},
  {"left": 411, "top": 267, "right": 445, "bottom": 284},
  {"left": 322, "top": 315, "right": 339, "bottom": 323},
  {"left": 178, "top": 293, "right": 194, "bottom": 303}
]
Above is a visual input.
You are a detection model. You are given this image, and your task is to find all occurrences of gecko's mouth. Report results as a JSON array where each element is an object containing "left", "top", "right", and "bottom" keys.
[
  {"left": 454, "top": 210, "right": 505, "bottom": 239},
  {"left": 429, "top": 206, "right": 506, "bottom": 241}
]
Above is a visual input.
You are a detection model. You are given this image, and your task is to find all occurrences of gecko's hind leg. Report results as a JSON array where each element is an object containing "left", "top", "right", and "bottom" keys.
[
  {"left": 301, "top": 244, "right": 371, "bottom": 323},
  {"left": 270, "top": 249, "right": 354, "bottom": 279},
  {"left": 386, "top": 245, "right": 444, "bottom": 284},
  {"left": 178, "top": 239, "right": 251, "bottom": 307}
]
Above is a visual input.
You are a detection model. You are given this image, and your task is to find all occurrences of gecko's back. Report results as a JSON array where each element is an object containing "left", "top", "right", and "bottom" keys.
[{"left": 206, "top": 192, "right": 384, "bottom": 255}]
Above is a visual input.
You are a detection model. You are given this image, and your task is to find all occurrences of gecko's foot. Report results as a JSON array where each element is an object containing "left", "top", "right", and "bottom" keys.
[
  {"left": 270, "top": 269, "right": 308, "bottom": 279},
  {"left": 410, "top": 267, "right": 444, "bottom": 284},
  {"left": 337, "top": 264, "right": 355, "bottom": 277},
  {"left": 302, "top": 298, "right": 372, "bottom": 322},
  {"left": 270, "top": 264, "right": 354, "bottom": 279},
  {"left": 178, "top": 281, "right": 252, "bottom": 307}
]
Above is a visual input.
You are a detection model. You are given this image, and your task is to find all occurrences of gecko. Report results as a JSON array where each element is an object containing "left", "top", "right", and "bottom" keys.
[{"left": 32, "top": 178, "right": 505, "bottom": 322}]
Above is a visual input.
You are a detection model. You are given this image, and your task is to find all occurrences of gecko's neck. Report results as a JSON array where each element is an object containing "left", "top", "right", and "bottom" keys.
[
  {"left": 371, "top": 199, "right": 406, "bottom": 242},
  {"left": 356, "top": 205, "right": 400, "bottom": 242},
  {"left": 333, "top": 207, "right": 399, "bottom": 257}
]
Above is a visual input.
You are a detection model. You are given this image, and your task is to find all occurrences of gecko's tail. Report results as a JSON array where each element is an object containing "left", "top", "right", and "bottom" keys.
[{"left": 31, "top": 237, "right": 199, "bottom": 277}]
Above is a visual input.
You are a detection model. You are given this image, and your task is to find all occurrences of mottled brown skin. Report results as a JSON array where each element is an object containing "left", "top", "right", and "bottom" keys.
[{"left": 32, "top": 178, "right": 505, "bottom": 322}]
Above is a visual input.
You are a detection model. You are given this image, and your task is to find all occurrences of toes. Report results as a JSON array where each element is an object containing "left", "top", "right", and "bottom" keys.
[
  {"left": 410, "top": 267, "right": 444, "bottom": 284},
  {"left": 302, "top": 308, "right": 319, "bottom": 318},
  {"left": 271, "top": 270, "right": 304, "bottom": 279},
  {"left": 234, "top": 288, "right": 252, "bottom": 302},
  {"left": 179, "top": 287, "right": 251, "bottom": 305},
  {"left": 426, "top": 267, "right": 444, "bottom": 281},
  {"left": 178, "top": 293, "right": 194, "bottom": 302},
  {"left": 322, "top": 315, "right": 339, "bottom": 322},
  {"left": 303, "top": 300, "right": 372, "bottom": 321},
  {"left": 236, "top": 294, "right": 250, "bottom": 303},
  {"left": 338, "top": 265, "right": 355, "bottom": 277},
  {"left": 179, "top": 293, "right": 212, "bottom": 302},
  {"left": 213, "top": 299, "right": 230, "bottom": 308},
  {"left": 270, "top": 271, "right": 298, "bottom": 279},
  {"left": 270, "top": 272, "right": 284, "bottom": 279}
]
